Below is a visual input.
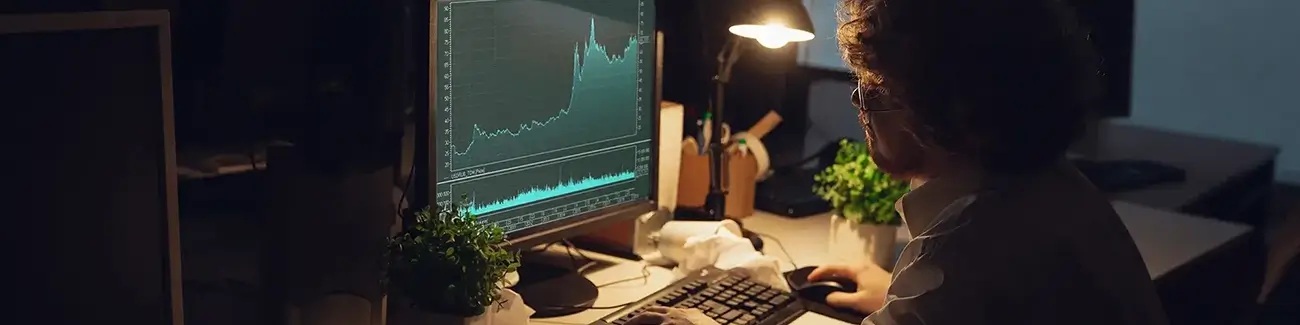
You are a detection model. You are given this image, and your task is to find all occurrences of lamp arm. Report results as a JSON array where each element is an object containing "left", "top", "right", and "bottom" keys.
[
  {"left": 715, "top": 36, "right": 745, "bottom": 84},
  {"left": 704, "top": 36, "right": 746, "bottom": 221}
]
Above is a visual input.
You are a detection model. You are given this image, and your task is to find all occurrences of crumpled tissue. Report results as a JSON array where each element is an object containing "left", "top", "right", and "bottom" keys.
[{"left": 644, "top": 220, "right": 791, "bottom": 292}]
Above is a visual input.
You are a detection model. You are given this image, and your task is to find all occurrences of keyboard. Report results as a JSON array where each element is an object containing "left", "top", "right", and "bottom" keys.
[{"left": 591, "top": 267, "right": 804, "bottom": 325}]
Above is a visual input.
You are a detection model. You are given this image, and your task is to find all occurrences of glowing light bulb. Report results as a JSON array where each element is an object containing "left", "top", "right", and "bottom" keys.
[
  {"left": 728, "top": 21, "right": 814, "bottom": 49},
  {"left": 756, "top": 36, "right": 789, "bottom": 49}
]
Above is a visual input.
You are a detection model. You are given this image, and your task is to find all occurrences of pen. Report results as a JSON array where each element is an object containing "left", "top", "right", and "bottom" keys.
[
  {"left": 695, "top": 118, "right": 705, "bottom": 155},
  {"left": 702, "top": 112, "right": 713, "bottom": 152}
]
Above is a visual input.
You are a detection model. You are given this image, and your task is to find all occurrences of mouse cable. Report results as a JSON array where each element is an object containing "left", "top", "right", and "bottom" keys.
[
  {"left": 746, "top": 230, "right": 798, "bottom": 269},
  {"left": 530, "top": 264, "right": 652, "bottom": 311}
]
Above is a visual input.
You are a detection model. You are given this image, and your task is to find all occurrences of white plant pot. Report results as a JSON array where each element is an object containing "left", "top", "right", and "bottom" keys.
[
  {"left": 827, "top": 214, "right": 899, "bottom": 269},
  {"left": 417, "top": 311, "right": 492, "bottom": 325},
  {"left": 391, "top": 289, "right": 532, "bottom": 325}
]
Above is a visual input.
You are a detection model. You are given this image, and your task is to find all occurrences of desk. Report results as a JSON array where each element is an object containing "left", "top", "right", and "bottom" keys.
[
  {"left": 544, "top": 201, "right": 1251, "bottom": 325},
  {"left": 1076, "top": 121, "right": 1279, "bottom": 227},
  {"left": 742, "top": 201, "right": 1252, "bottom": 280}
]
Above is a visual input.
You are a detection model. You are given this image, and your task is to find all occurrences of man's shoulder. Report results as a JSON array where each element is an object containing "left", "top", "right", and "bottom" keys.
[{"left": 915, "top": 189, "right": 1094, "bottom": 263}]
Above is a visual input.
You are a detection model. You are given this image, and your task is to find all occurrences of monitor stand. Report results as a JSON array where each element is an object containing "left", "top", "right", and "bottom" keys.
[{"left": 513, "top": 260, "right": 599, "bottom": 318}]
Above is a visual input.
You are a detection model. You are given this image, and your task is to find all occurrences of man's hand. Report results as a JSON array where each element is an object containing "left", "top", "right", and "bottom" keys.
[
  {"left": 624, "top": 307, "right": 720, "bottom": 325},
  {"left": 807, "top": 263, "right": 892, "bottom": 314}
]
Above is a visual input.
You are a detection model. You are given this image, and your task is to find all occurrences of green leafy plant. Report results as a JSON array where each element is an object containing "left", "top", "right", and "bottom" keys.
[
  {"left": 384, "top": 201, "right": 521, "bottom": 317},
  {"left": 812, "top": 139, "right": 910, "bottom": 225}
]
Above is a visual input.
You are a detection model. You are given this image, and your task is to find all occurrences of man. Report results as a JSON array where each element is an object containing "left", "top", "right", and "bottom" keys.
[{"left": 628, "top": 0, "right": 1170, "bottom": 324}]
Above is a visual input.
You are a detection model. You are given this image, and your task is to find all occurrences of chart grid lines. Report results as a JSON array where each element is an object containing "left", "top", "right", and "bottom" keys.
[
  {"left": 447, "top": 0, "right": 498, "bottom": 4},
  {"left": 432, "top": 0, "right": 655, "bottom": 236},
  {"left": 444, "top": 14, "right": 641, "bottom": 171},
  {"left": 442, "top": 139, "right": 649, "bottom": 185}
]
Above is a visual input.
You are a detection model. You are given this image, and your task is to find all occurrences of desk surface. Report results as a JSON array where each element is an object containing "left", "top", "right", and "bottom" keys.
[
  {"left": 541, "top": 201, "right": 1251, "bottom": 325},
  {"left": 1076, "top": 121, "right": 1279, "bottom": 211}
]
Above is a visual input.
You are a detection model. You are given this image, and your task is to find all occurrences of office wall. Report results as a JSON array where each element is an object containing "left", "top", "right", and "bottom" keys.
[
  {"left": 797, "top": 0, "right": 1300, "bottom": 184},
  {"left": 1129, "top": 0, "right": 1300, "bottom": 184},
  {"left": 797, "top": 0, "right": 847, "bottom": 71}
]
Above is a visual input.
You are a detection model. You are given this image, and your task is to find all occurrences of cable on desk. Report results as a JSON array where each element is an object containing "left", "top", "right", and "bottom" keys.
[
  {"left": 394, "top": 161, "right": 415, "bottom": 219},
  {"left": 527, "top": 241, "right": 656, "bottom": 311},
  {"left": 529, "top": 242, "right": 559, "bottom": 253},
  {"left": 531, "top": 262, "right": 652, "bottom": 311},
  {"left": 562, "top": 240, "right": 653, "bottom": 287},
  {"left": 596, "top": 263, "right": 652, "bottom": 288},
  {"left": 748, "top": 230, "right": 798, "bottom": 269},
  {"left": 562, "top": 239, "right": 602, "bottom": 272}
]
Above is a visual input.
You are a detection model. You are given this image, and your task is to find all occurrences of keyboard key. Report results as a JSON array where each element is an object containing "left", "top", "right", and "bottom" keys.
[
  {"left": 721, "top": 310, "right": 744, "bottom": 321},
  {"left": 713, "top": 305, "right": 732, "bottom": 315}
]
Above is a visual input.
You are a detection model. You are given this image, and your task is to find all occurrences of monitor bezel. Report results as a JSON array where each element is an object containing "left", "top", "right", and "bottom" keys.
[
  {"left": 421, "top": 0, "right": 660, "bottom": 250},
  {"left": 0, "top": 10, "right": 182, "bottom": 325}
]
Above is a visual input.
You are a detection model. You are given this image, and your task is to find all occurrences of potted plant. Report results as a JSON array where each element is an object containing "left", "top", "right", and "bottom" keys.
[
  {"left": 813, "top": 139, "right": 911, "bottom": 269},
  {"left": 384, "top": 201, "right": 525, "bottom": 325}
]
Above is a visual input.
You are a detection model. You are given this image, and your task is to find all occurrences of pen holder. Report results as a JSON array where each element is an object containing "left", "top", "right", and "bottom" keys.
[{"left": 677, "top": 145, "right": 758, "bottom": 219}]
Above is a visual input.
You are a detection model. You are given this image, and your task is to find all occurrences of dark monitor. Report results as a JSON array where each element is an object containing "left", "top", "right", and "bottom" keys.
[
  {"left": 415, "top": 0, "right": 658, "bottom": 317},
  {"left": 1068, "top": 0, "right": 1134, "bottom": 118},
  {"left": 0, "top": 10, "right": 182, "bottom": 325}
]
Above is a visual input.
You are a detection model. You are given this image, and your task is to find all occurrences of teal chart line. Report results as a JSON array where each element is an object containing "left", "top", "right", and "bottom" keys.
[
  {"left": 451, "top": 17, "right": 637, "bottom": 157},
  {"left": 467, "top": 170, "right": 636, "bottom": 216}
]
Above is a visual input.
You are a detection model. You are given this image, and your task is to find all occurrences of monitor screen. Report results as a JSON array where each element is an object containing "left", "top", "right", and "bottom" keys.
[{"left": 430, "top": 0, "right": 657, "bottom": 238}]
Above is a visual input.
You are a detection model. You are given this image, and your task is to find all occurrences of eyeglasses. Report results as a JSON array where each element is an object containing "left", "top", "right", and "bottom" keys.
[{"left": 851, "top": 84, "right": 905, "bottom": 114}]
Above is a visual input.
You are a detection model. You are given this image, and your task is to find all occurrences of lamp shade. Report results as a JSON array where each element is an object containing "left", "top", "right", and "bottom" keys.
[{"left": 727, "top": 0, "right": 816, "bottom": 49}]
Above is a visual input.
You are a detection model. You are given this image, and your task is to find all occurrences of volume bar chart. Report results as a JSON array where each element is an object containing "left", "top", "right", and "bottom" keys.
[
  {"left": 467, "top": 170, "right": 635, "bottom": 216},
  {"left": 449, "top": 146, "right": 639, "bottom": 229}
]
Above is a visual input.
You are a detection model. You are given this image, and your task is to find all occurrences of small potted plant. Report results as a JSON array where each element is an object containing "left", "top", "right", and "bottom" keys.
[
  {"left": 813, "top": 139, "right": 911, "bottom": 268},
  {"left": 385, "top": 201, "right": 524, "bottom": 325}
]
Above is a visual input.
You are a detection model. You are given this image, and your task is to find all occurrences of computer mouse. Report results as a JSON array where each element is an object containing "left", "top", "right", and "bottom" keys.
[
  {"left": 797, "top": 279, "right": 858, "bottom": 302},
  {"left": 785, "top": 266, "right": 871, "bottom": 323},
  {"left": 785, "top": 266, "right": 858, "bottom": 303}
]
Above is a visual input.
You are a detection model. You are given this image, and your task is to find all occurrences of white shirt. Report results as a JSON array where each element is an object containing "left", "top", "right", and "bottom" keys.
[{"left": 863, "top": 160, "right": 1170, "bottom": 325}]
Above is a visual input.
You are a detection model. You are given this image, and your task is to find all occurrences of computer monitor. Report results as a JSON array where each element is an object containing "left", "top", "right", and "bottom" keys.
[
  {"left": 0, "top": 10, "right": 183, "bottom": 325},
  {"left": 415, "top": 0, "right": 658, "bottom": 317},
  {"left": 421, "top": 0, "right": 658, "bottom": 247}
]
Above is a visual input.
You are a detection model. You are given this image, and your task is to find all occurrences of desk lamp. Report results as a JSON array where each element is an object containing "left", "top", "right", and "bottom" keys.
[{"left": 703, "top": 0, "right": 815, "bottom": 222}]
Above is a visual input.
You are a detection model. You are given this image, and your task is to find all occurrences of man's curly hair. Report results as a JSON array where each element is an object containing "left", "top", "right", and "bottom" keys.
[{"left": 838, "top": 0, "right": 1103, "bottom": 173}]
